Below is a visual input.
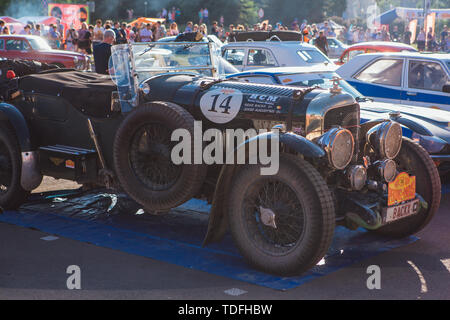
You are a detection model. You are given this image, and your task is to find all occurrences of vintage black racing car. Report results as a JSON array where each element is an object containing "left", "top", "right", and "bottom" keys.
[{"left": 0, "top": 40, "right": 441, "bottom": 276}]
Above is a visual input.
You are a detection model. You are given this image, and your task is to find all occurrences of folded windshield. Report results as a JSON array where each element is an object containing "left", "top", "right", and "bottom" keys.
[{"left": 109, "top": 42, "right": 220, "bottom": 112}]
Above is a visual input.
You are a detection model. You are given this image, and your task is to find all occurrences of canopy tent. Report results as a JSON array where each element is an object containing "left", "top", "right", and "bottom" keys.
[
  {"left": 129, "top": 17, "right": 166, "bottom": 26},
  {"left": 0, "top": 16, "right": 23, "bottom": 24},
  {"left": 18, "top": 16, "right": 69, "bottom": 29},
  {"left": 0, "top": 16, "right": 25, "bottom": 34},
  {"left": 376, "top": 7, "right": 450, "bottom": 25}
]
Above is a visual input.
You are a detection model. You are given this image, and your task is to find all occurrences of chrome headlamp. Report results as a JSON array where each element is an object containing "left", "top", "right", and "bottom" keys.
[
  {"left": 317, "top": 127, "right": 355, "bottom": 170},
  {"left": 345, "top": 165, "right": 367, "bottom": 191},
  {"left": 139, "top": 82, "right": 151, "bottom": 95},
  {"left": 374, "top": 159, "right": 397, "bottom": 183},
  {"left": 367, "top": 121, "right": 403, "bottom": 160}
]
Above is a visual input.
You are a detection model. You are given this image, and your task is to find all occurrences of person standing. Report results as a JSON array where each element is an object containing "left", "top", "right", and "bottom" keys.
[
  {"left": 416, "top": 28, "right": 426, "bottom": 51},
  {"left": 168, "top": 22, "right": 179, "bottom": 36},
  {"left": 93, "top": 29, "right": 115, "bottom": 75},
  {"left": 139, "top": 23, "right": 153, "bottom": 42},
  {"left": 153, "top": 21, "right": 165, "bottom": 41},
  {"left": 404, "top": 26, "right": 412, "bottom": 45},
  {"left": 65, "top": 25, "right": 78, "bottom": 52},
  {"left": 315, "top": 31, "right": 329, "bottom": 56},
  {"left": 0, "top": 20, "right": 5, "bottom": 34},
  {"left": 198, "top": 9, "right": 203, "bottom": 24},
  {"left": 185, "top": 21, "right": 193, "bottom": 33},
  {"left": 441, "top": 25, "right": 448, "bottom": 52},
  {"left": 33, "top": 24, "right": 41, "bottom": 36},
  {"left": 426, "top": 27, "right": 435, "bottom": 51},
  {"left": 203, "top": 8, "right": 209, "bottom": 26},
  {"left": 93, "top": 19, "right": 104, "bottom": 46},
  {"left": 20, "top": 25, "right": 32, "bottom": 35}
]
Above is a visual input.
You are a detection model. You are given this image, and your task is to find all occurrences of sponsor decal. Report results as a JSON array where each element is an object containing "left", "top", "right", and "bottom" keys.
[
  {"left": 50, "top": 157, "right": 65, "bottom": 166},
  {"left": 65, "top": 160, "right": 76, "bottom": 169},
  {"left": 388, "top": 172, "right": 416, "bottom": 207}
]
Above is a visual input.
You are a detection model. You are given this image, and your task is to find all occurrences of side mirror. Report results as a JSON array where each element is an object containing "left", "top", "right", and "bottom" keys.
[{"left": 443, "top": 84, "right": 450, "bottom": 93}]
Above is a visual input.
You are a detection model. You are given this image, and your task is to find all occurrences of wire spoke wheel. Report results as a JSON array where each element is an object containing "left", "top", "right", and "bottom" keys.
[
  {"left": 0, "top": 140, "right": 13, "bottom": 195},
  {"left": 243, "top": 179, "right": 306, "bottom": 255},
  {"left": 129, "top": 123, "right": 182, "bottom": 191}
]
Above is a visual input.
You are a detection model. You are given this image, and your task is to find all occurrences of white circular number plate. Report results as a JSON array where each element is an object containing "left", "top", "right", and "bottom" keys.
[{"left": 200, "top": 88, "right": 243, "bottom": 124}]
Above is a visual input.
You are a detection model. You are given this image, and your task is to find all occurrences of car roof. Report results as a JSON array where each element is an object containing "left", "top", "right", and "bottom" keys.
[
  {"left": 223, "top": 41, "right": 317, "bottom": 49},
  {"left": 347, "top": 41, "right": 416, "bottom": 49},
  {"left": 231, "top": 65, "right": 338, "bottom": 77},
  {"left": 0, "top": 34, "right": 40, "bottom": 40},
  {"left": 348, "top": 51, "right": 450, "bottom": 61}
]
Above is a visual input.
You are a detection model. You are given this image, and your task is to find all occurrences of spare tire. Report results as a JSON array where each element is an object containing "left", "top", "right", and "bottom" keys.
[{"left": 113, "top": 102, "right": 207, "bottom": 211}]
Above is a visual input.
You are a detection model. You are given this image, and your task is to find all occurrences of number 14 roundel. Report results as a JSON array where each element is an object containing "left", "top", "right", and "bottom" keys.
[{"left": 200, "top": 88, "right": 244, "bottom": 124}]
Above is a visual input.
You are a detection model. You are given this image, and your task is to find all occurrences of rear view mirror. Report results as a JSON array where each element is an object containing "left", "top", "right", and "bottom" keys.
[{"left": 443, "top": 84, "right": 450, "bottom": 93}]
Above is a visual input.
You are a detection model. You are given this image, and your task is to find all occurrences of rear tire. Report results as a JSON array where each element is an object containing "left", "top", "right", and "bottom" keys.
[
  {"left": 228, "top": 153, "right": 335, "bottom": 276},
  {"left": 373, "top": 139, "right": 441, "bottom": 237},
  {"left": 113, "top": 102, "right": 207, "bottom": 211},
  {"left": 0, "top": 124, "right": 29, "bottom": 209}
]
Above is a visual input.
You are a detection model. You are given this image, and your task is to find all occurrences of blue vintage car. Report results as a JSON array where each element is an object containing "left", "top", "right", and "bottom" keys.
[
  {"left": 227, "top": 66, "right": 450, "bottom": 178},
  {"left": 336, "top": 52, "right": 450, "bottom": 111}
]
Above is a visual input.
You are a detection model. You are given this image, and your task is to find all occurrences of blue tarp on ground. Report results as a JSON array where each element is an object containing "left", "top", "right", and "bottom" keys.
[{"left": 0, "top": 190, "right": 420, "bottom": 291}]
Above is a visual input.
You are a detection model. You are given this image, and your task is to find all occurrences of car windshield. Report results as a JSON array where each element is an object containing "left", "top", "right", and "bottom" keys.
[
  {"left": 27, "top": 37, "right": 52, "bottom": 50},
  {"left": 296, "top": 49, "right": 331, "bottom": 64},
  {"left": 110, "top": 42, "right": 228, "bottom": 112},
  {"left": 278, "top": 72, "right": 363, "bottom": 98}
]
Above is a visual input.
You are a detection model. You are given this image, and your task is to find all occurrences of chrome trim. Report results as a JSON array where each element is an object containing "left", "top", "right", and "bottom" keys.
[
  {"left": 367, "top": 121, "right": 403, "bottom": 160},
  {"left": 305, "top": 92, "right": 357, "bottom": 140},
  {"left": 317, "top": 127, "right": 355, "bottom": 170},
  {"left": 21, "top": 151, "right": 42, "bottom": 191},
  {"left": 430, "top": 154, "right": 450, "bottom": 162}
]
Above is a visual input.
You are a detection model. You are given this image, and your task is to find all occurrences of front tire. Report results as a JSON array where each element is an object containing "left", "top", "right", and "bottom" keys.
[
  {"left": 374, "top": 139, "right": 441, "bottom": 237},
  {"left": 228, "top": 154, "right": 335, "bottom": 276},
  {"left": 0, "top": 124, "right": 29, "bottom": 209}
]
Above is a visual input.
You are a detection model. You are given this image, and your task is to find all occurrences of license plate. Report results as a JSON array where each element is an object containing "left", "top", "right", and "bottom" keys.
[
  {"left": 384, "top": 199, "right": 420, "bottom": 224},
  {"left": 388, "top": 172, "right": 416, "bottom": 207}
]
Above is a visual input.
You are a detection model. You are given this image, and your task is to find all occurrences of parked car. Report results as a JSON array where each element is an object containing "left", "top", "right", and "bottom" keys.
[
  {"left": 310, "top": 37, "right": 348, "bottom": 59},
  {"left": 337, "top": 52, "right": 450, "bottom": 111},
  {"left": 227, "top": 66, "right": 450, "bottom": 178},
  {"left": 0, "top": 41, "right": 440, "bottom": 276},
  {"left": 336, "top": 41, "right": 417, "bottom": 65},
  {"left": 0, "top": 35, "right": 90, "bottom": 70},
  {"left": 222, "top": 39, "right": 333, "bottom": 71}
]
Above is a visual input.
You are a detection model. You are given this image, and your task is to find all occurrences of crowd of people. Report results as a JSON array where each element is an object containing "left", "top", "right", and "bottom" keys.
[{"left": 1, "top": 12, "right": 449, "bottom": 56}]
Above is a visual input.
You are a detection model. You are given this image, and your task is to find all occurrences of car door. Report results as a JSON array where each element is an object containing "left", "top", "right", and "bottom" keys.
[
  {"left": 403, "top": 59, "right": 450, "bottom": 111},
  {"left": 244, "top": 48, "right": 278, "bottom": 71},
  {"left": 348, "top": 57, "right": 405, "bottom": 104}
]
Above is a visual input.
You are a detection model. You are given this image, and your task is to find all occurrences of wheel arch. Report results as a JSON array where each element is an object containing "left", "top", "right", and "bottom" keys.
[{"left": 203, "top": 131, "right": 326, "bottom": 246}]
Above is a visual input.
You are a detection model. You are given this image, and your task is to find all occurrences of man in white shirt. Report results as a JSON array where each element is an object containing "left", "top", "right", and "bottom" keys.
[
  {"left": 140, "top": 23, "right": 153, "bottom": 42},
  {"left": 93, "top": 19, "right": 105, "bottom": 44}
]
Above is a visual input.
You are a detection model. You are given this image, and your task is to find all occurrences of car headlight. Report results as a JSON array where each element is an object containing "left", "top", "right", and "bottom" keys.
[
  {"left": 139, "top": 82, "right": 151, "bottom": 95},
  {"left": 317, "top": 127, "right": 354, "bottom": 170},
  {"left": 345, "top": 165, "right": 367, "bottom": 191},
  {"left": 412, "top": 132, "right": 447, "bottom": 154},
  {"left": 367, "top": 121, "right": 403, "bottom": 160},
  {"left": 374, "top": 159, "right": 397, "bottom": 183}
]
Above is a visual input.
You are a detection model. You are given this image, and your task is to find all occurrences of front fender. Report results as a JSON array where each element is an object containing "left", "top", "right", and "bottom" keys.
[
  {"left": 0, "top": 103, "right": 42, "bottom": 191},
  {"left": 203, "top": 131, "right": 325, "bottom": 246}
]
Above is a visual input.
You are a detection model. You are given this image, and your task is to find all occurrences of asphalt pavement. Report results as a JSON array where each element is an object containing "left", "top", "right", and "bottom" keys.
[{"left": 0, "top": 189, "right": 449, "bottom": 300}]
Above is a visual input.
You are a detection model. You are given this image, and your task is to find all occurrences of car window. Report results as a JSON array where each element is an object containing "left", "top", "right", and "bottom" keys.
[
  {"left": 234, "top": 75, "right": 275, "bottom": 84},
  {"left": 408, "top": 60, "right": 448, "bottom": 92},
  {"left": 0, "top": 39, "right": 4, "bottom": 50},
  {"left": 223, "top": 48, "right": 245, "bottom": 66},
  {"left": 247, "top": 49, "right": 277, "bottom": 67},
  {"left": 328, "top": 39, "right": 338, "bottom": 48},
  {"left": 297, "top": 50, "right": 328, "bottom": 63},
  {"left": 356, "top": 58, "right": 403, "bottom": 87},
  {"left": 6, "top": 39, "right": 29, "bottom": 51},
  {"left": 349, "top": 50, "right": 365, "bottom": 60}
]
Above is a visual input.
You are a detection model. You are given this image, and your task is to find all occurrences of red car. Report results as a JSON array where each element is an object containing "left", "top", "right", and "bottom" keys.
[
  {"left": 337, "top": 41, "right": 417, "bottom": 65},
  {"left": 0, "top": 35, "right": 90, "bottom": 70}
]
